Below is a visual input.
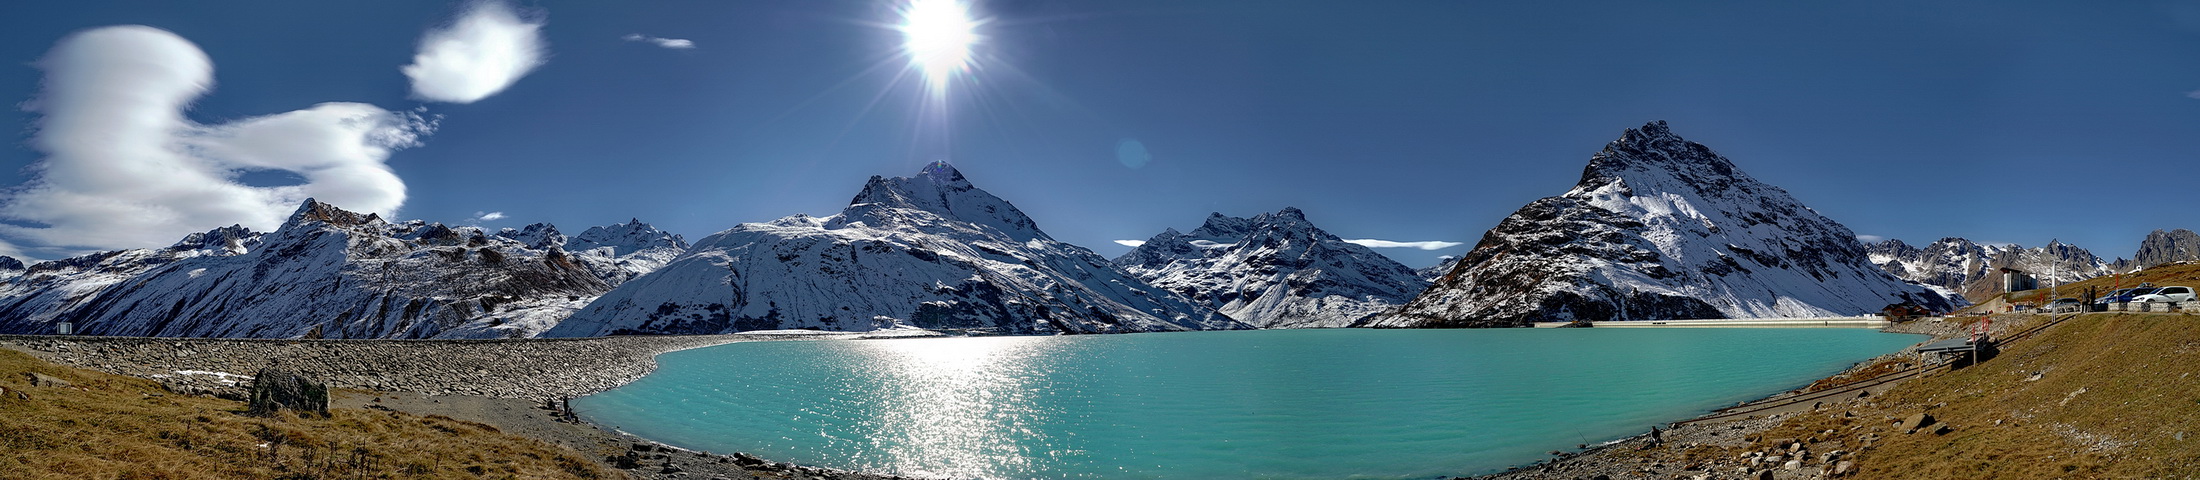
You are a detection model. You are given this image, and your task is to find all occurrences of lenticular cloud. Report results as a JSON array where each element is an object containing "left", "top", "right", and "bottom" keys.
[
  {"left": 0, "top": 25, "right": 431, "bottom": 258},
  {"left": 403, "top": 0, "right": 547, "bottom": 103}
]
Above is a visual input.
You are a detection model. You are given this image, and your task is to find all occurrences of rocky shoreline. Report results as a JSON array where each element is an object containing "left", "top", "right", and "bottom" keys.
[
  {"left": 0, "top": 333, "right": 783, "bottom": 400},
  {"left": 0, "top": 331, "right": 942, "bottom": 480}
]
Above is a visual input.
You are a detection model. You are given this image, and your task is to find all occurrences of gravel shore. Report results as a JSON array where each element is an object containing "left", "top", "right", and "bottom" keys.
[
  {"left": 0, "top": 331, "right": 940, "bottom": 480},
  {"left": 0, "top": 333, "right": 783, "bottom": 399}
]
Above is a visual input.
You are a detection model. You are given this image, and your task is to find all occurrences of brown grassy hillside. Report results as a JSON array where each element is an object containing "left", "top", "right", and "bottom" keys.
[
  {"left": 0, "top": 348, "right": 614, "bottom": 479},
  {"left": 1742, "top": 313, "right": 2200, "bottom": 479}
]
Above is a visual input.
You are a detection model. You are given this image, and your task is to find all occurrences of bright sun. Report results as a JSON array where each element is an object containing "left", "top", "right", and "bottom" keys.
[{"left": 899, "top": 0, "right": 978, "bottom": 91}]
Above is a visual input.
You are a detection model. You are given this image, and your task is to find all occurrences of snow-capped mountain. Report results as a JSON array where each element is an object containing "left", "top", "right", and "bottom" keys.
[
  {"left": 0, "top": 200, "right": 684, "bottom": 338},
  {"left": 562, "top": 219, "right": 691, "bottom": 283},
  {"left": 1114, "top": 208, "right": 1429, "bottom": 328},
  {"left": 547, "top": 162, "right": 1247, "bottom": 336},
  {"left": 1361, "top": 121, "right": 1958, "bottom": 328},
  {"left": 1866, "top": 238, "right": 2109, "bottom": 302},
  {"left": 1417, "top": 256, "right": 1459, "bottom": 283}
]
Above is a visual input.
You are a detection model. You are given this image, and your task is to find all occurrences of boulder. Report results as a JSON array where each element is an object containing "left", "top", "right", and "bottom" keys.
[
  {"left": 610, "top": 454, "right": 641, "bottom": 469},
  {"left": 24, "top": 372, "right": 71, "bottom": 388},
  {"left": 246, "top": 367, "right": 327, "bottom": 416},
  {"left": 1832, "top": 460, "right": 1858, "bottom": 477},
  {"left": 1899, "top": 412, "right": 1936, "bottom": 434},
  {"left": 731, "top": 452, "right": 767, "bottom": 467}
]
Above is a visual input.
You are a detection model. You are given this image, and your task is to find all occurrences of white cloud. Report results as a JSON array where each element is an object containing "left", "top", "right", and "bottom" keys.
[
  {"left": 473, "top": 211, "right": 507, "bottom": 222},
  {"left": 1344, "top": 239, "right": 1465, "bottom": 250},
  {"left": 1113, "top": 239, "right": 1146, "bottom": 247},
  {"left": 2188, "top": 89, "right": 2200, "bottom": 100},
  {"left": 1856, "top": 234, "right": 1885, "bottom": 243},
  {"left": 0, "top": 26, "right": 432, "bottom": 259},
  {"left": 623, "top": 33, "right": 695, "bottom": 49},
  {"left": 403, "top": 0, "right": 546, "bottom": 103}
]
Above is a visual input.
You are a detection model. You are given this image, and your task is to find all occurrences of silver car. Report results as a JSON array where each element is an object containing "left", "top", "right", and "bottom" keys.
[{"left": 2133, "top": 286, "right": 2197, "bottom": 304}]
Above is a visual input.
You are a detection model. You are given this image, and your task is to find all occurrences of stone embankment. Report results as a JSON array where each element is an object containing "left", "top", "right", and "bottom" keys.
[{"left": 0, "top": 334, "right": 795, "bottom": 400}]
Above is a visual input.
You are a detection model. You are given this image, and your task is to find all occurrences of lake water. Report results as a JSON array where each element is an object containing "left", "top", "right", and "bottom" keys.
[{"left": 575, "top": 328, "right": 1921, "bottom": 479}]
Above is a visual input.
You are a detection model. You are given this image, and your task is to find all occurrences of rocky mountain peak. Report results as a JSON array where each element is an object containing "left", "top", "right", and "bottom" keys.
[
  {"left": 1254, "top": 207, "right": 1310, "bottom": 226},
  {"left": 282, "top": 198, "right": 376, "bottom": 230},
  {"left": 841, "top": 162, "right": 1046, "bottom": 242},
  {"left": 567, "top": 219, "right": 688, "bottom": 257},
  {"left": 2133, "top": 228, "right": 2200, "bottom": 268},
  {"left": 1364, "top": 122, "right": 1955, "bottom": 327},
  {"left": 1191, "top": 212, "right": 1257, "bottom": 238},
  {"left": 1578, "top": 121, "right": 1757, "bottom": 201},
  {"left": 168, "top": 224, "right": 261, "bottom": 256},
  {"left": 498, "top": 223, "right": 566, "bottom": 250}
]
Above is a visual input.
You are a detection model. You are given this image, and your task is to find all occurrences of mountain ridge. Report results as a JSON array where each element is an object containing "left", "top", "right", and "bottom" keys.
[
  {"left": 547, "top": 162, "right": 1247, "bottom": 336},
  {"left": 1115, "top": 207, "right": 1429, "bottom": 328}
]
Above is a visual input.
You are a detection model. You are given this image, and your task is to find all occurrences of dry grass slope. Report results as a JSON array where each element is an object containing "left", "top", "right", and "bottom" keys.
[
  {"left": 1745, "top": 314, "right": 2200, "bottom": 479},
  {"left": 0, "top": 348, "right": 616, "bottom": 479}
]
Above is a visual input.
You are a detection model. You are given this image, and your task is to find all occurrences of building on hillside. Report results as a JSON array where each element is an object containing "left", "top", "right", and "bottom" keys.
[{"left": 2001, "top": 267, "right": 2038, "bottom": 293}]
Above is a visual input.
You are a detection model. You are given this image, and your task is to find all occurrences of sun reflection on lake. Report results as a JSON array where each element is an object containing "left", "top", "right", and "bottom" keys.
[{"left": 845, "top": 336, "right": 1053, "bottom": 478}]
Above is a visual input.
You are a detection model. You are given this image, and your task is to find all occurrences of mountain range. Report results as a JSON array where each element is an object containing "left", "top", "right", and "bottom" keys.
[
  {"left": 1114, "top": 208, "right": 1428, "bottom": 328},
  {"left": 545, "top": 162, "right": 1246, "bottom": 336},
  {"left": 0, "top": 200, "right": 684, "bottom": 338},
  {"left": 9, "top": 121, "right": 2191, "bottom": 338},
  {"left": 1865, "top": 238, "right": 2109, "bottom": 302}
]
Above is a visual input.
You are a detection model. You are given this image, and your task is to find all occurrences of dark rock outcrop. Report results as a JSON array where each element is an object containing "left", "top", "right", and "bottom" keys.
[
  {"left": 2131, "top": 229, "right": 2200, "bottom": 269},
  {"left": 246, "top": 367, "right": 329, "bottom": 416}
]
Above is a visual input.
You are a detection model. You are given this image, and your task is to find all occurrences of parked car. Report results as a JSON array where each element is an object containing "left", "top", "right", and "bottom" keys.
[
  {"left": 2044, "top": 297, "right": 2084, "bottom": 313},
  {"left": 2133, "top": 286, "right": 2197, "bottom": 304},
  {"left": 2096, "top": 287, "right": 2158, "bottom": 304}
]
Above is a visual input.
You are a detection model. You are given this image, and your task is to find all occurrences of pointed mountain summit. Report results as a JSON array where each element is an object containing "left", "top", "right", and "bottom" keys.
[
  {"left": 835, "top": 161, "right": 1046, "bottom": 242},
  {"left": 548, "top": 163, "right": 1245, "bottom": 336},
  {"left": 1362, "top": 121, "right": 1956, "bottom": 327},
  {"left": 1116, "top": 207, "right": 1429, "bottom": 328}
]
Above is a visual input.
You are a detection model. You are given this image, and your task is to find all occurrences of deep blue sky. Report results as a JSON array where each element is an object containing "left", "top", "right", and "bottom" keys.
[{"left": 4, "top": 1, "right": 2199, "bottom": 267}]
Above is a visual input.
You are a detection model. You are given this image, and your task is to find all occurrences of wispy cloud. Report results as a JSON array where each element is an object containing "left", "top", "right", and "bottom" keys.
[
  {"left": 2188, "top": 89, "right": 2200, "bottom": 100},
  {"left": 1345, "top": 239, "right": 1464, "bottom": 250},
  {"left": 473, "top": 211, "right": 507, "bottom": 222},
  {"left": 1856, "top": 234, "right": 1886, "bottom": 243},
  {"left": 404, "top": 0, "right": 546, "bottom": 103},
  {"left": 623, "top": 33, "right": 695, "bottom": 49},
  {"left": 1113, "top": 239, "right": 1146, "bottom": 247},
  {"left": 0, "top": 26, "right": 431, "bottom": 259}
]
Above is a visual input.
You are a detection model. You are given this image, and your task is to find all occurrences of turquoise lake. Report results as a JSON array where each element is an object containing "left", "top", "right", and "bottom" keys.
[{"left": 575, "top": 328, "right": 1922, "bottom": 479}]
